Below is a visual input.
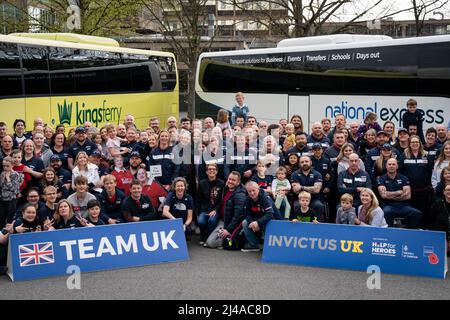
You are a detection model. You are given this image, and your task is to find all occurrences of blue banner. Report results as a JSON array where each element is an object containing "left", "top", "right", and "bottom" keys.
[
  {"left": 7, "top": 219, "right": 189, "bottom": 282},
  {"left": 262, "top": 221, "right": 447, "bottom": 279}
]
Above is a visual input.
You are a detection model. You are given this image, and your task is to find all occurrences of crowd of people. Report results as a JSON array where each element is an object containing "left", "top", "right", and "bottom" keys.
[{"left": 1, "top": 92, "right": 450, "bottom": 274}]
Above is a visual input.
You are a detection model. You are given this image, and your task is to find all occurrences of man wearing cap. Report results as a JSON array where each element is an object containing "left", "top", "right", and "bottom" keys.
[
  {"left": 310, "top": 143, "right": 332, "bottom": 218},
  {"left": 365, "top": 130, "right": 402, "bottom": 178},
  {"left": 128, "top": 151, "right": 144, "bottom": 178},
  {"left": 68, "top": 126, "right": 98, "bottom": 170},
  {"left": 307, "top": 122, "right": 330, "bottom": 150},
  {"left": 89, "top": 150, "right": 110, "bottom": 178},
  {"left": 377, "top": 158, "right": 422, "bottom": 229},
  {"left": 50, "top": 155, "right": 72, "bottom": 192},
  {"left": 393, "top": 128, "right": 410, "bottom": 153}
]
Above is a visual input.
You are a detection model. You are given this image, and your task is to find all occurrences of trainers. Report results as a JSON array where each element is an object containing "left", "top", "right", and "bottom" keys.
[
  {"left": 199, "top": 241, "right": 205, "bottom": 245},
  {"left": 241, "top": 245, "right": 260, "bottom": 252}
]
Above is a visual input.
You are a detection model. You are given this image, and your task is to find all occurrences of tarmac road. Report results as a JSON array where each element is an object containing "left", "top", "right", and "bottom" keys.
[{"left": 0, "top": 235, "right": 449, "bottom": 300}]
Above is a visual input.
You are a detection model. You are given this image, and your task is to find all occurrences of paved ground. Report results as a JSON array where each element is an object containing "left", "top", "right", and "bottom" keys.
[{"left": 1, "top": 236, "right": 449, "bottom": 300}]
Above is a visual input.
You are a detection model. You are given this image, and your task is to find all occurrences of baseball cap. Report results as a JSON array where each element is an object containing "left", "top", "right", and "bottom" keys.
[
  {"left": 90, "top": 150, "right": 102, "bottom": 157},
  {"left": 376, "top": 130, "right": 388, "bottom": 136},
  {"left": 75, "top": 126, "right": 87, "bottom": 134},
  {"left": 312, "top": 143, "right": 322, "bottom": 150},
  {"left": 50, "top": 154, "right": 61, "bottom": 162},
  {"left": 381, "top": 143, "right": 392, "bottom": 150},
  {"left": 130, "top": 151, "right": 141, "bottom": 158},
  {"left": 398, "top": 127, "right": 408, "bottom": 134}
]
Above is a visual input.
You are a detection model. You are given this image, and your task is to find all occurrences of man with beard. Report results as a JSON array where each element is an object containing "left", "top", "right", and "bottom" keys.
[
  {"left": 68, "top": 126, "right": 98, "bottom": 170},
  {"left": 117, "top": 124, "right": 127, "bottom": 140},
  {"left": 291, "top": 156, "right": 324, "bottom": 220},
  {"left": 50, "top": 155, "right": 72, "bottom": 192},
  {"left": 149, "top": 117, "right": 161, "bottom": 135},
  {"left": 128, "top": 151, "right": 143, "bottom": 178},
  {"left": 205, "top": 171, "right": 246, "bottom": 249},
  {"left": 287, "top": 132, "right": 311, "bottom": 158},
  {"left": 324, "top": 130, "right": 346, "bottom": 162}
]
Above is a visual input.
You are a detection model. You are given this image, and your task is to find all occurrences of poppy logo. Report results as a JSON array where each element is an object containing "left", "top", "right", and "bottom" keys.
[{"left": 428, "top": 253, "right": 439, "bottom": 265}]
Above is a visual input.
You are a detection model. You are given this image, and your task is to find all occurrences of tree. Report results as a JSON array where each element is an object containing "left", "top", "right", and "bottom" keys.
[
  {"left": 1, "top": 0, "right": 141, "bottom": 36},
  {"left": 410, "top": 0, "right": 448, "bottom": 36},
  {"left": 225, "top": 0, "right": 387, "bottom": 37},
  {"left": 139, "top": 0, "right": 219, "bottom": 118}
]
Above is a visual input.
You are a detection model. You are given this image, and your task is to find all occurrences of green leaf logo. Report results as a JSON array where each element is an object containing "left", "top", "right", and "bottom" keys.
[{"left": 57, "top": 100, "right": 72, "bottom": 125}]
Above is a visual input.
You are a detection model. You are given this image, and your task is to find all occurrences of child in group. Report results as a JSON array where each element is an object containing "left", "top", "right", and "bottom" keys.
[
  {"left": 283, "top": 123, "right": 296, "bottom": 152},
  {"left": 290, "top": 191, "right": 318, "bottom": 223},
  {"left": 86, "top": 199, "right": 105, "bottom": 226},
  {"left": 402, "top": 98, "right": 425, "bottom": 142},
  {"left": 284, "top": 152, "right": 299, "bottom": 179},
  {"left": 11, "top": 149, "right": 31, "bottom": 194},
  {"left": 357, "top": 112, "right": 382, "bottom": 141},
  {"left": 67, "top": 176, "right": 97, "bottom": 218},
  {"left": 271, "top": 166, "right": 291, "bottom": 219},
  {"left": 336, "top": 193, "right": 357, "bottom": 225},
  {"left": 251, "top": 160, "right": 273, "bottom": 196}
]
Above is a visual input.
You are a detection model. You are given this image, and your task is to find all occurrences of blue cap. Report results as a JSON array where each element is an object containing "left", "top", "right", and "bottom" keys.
[
  {"left": 130, "top": 151, "right": 141, "bottom": 158},
  {"left": 312, "top": 143, "right": 322, "bottom": 150},
  {"left": 50, "top": 154, "right": 61, "bottom": 161},
  {"left": 75, "top": 126, "right": 87, "bottom": 134},
  {"left": 381, "top": 143, "right": 392, "bottom": 150},
  {"left": 90, "top": 150, "right": 102, "bottom": 157}
]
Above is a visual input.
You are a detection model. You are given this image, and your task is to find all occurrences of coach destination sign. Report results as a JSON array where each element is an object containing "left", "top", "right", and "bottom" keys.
[{"left": 7, "top": 219, "right": 189, "bottom": 282}]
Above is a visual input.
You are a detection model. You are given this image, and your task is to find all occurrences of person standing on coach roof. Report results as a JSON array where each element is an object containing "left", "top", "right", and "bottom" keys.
[
  {"left": 68, "top": 126, "right": 98, "bottom": 171},
  {"left": 231, "top": 92, "right": 250, "bottom": 126}
]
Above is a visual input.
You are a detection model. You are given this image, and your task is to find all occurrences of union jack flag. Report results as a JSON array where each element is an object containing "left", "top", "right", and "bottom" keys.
[{"left": 19, "top": 242, "right": 55, "bottom": 267}]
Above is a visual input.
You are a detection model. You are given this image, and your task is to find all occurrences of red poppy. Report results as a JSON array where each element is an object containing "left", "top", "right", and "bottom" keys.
[{"left": 428, "top": 253, "right": 439, "bottom": 265}]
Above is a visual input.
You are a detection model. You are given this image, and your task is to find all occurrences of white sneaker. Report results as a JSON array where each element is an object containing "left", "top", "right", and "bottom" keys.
[
  {"left": 199, "top": 241, "right": 205, "bottom": 245},
  {"left": 241, "top": 246, "right": 260, "bottom": 252}
]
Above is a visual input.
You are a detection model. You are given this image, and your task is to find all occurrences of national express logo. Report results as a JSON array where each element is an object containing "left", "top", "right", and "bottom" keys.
[
  {"left": 57, "top": 99, "right": 122, "bottom": 127},
  {"left": 324, "top": 101, "right": 445, "bottom": 125}
]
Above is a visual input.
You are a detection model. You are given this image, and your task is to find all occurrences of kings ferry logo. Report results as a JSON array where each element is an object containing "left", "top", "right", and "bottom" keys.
[
  {"left": 56, "top": 99, "right": 122, "bottom": 126},
  {"left": 57, "top": 100, "right": 73, "bottom": 125}
]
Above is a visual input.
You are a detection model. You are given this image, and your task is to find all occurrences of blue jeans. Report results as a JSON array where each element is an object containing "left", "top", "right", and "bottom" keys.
[
  {"left": 382, "top": 204, "right": 422, "bottom": 229},
  {"left": 242, "top": 219, "right": 262, "bottom": 248},
  {"left": 197, "top": 212, "right": 220, "bottom": 241}
]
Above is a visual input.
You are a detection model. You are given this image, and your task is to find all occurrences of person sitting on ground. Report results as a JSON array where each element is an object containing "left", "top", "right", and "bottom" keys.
[
  {"left": 336, "top": 193, "right": 356, "bottom": 225},
  {"left": 12, "top": 203, "right": 41, "bottom": 233},
  {"left": 205, "top": 171, "right": 246, "bottom": 249},
  {"left": 354, "top": 188, "right": 388, "bottom": 227},
  {"left": 67, "top": 175, "right": 97, "bottom": 219},
  {"left": 121, "top": 179, "right": 158, "bottom": 223},
  {"left": 290, "top": 191, "right": 317, "bottom": 223},
  {"left": 241, "top": 181, "right": 274, "bottom": 252},
  {"left": 163, "top": 177, "right": 194, "bottom": 239},
  {"left": 86, "top": 199, "right": 105, "bottom": 226}
]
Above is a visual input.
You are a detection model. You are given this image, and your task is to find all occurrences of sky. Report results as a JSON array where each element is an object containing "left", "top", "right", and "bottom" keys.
[{"left": 337, "top": 0, "right": 450, "bottom": 22}]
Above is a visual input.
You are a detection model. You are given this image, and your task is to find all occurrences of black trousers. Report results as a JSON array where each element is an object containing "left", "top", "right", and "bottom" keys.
[{"left": 0, "top": 199, "right": 17, "bottom": 229}]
